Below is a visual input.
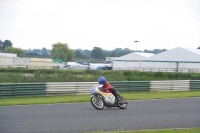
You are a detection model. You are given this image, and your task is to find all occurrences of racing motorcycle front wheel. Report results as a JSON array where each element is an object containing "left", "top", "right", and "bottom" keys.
[{"left": 90, "top": 95, "right": 104, "bottom": 110}]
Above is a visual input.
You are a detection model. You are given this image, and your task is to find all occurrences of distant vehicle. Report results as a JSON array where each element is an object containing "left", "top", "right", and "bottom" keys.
[
  {"left": 65, "top": 60, "right": 114, "bottom": 70},
  {"left": 77, "top": 62, "right": 90, "bottom": 66},
  {"left": 104, "top": 57, "right": 116, "bottom": 64},
  {"left": 65, "top": 62, "right": 89, "bottom": 70},
  {"left": 89, "top": 63, "right": 112, "bottom": 70},
  {"left": 103, "top": 57, "right": 118, "bottom": 70}
]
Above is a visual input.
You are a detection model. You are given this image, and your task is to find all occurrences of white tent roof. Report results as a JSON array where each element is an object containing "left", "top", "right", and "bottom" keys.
[
  {"left": 184, "top": 48, "right": 200, "bottom": 55},
  {"left": 0, "top": 53, "right": 17, "bottom": 58},
  {"left": 114, "top": 52, "right": 154, "bottom": 61},
  {"left": 144, "top": 47, "right": 200, "bottom": 62}
]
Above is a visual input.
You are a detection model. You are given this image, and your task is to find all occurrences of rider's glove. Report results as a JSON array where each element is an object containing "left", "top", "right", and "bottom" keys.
[
  {"left": 102, "top": 88, "right": 106, "bottom": 91},
  {"left": 99, "top": 87, "right": 106, "bottom": 91}
]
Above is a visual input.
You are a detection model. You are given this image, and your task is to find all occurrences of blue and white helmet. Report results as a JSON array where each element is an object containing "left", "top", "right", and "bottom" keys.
[{"left": 98, "top": 77, "right": 106, "bottom": 85}]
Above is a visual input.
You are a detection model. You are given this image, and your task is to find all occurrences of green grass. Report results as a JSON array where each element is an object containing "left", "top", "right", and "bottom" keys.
[
  {"left": 124, "top": 90, "right": 200, "bottom": 100},
  {"left": 87, "top": 128, "right": 200, "bottom": 133},
  {"left": 0, "top": 90, "right": 200, "bottom": 106}
]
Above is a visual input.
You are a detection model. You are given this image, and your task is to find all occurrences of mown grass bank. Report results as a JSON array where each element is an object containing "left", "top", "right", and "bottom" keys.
[
  {"left": 0, "top": 90, "right": 200, "bottom": 106},
  {"left": 0, "top": 68, "right": 200, "bottom": 83}
]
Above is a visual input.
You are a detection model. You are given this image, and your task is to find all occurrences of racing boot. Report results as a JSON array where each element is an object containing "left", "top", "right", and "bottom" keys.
[{"left": 111, "top": 88, "right": 120, "bottom": 103}]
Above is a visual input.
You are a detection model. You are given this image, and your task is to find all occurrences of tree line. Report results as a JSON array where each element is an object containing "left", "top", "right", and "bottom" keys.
[
  {"left": 2, "top": 39, "right": 199, "bottom": 62},
  {"left": 25, "top": 46, "right": 168, "bottom": 61},
  {"left": 0, "top": 40, "right": 25, "bottom": 57},
  {"left": 0, "top": 40, "right": 13, "bottom": 52},
  {"left": 0, "top": 39, "right": 171, "bottom": 62}
]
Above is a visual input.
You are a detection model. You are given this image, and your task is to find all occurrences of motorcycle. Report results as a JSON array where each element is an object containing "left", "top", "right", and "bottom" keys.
[{"left": 90, "top": 84, "right": 128, "bottom": 110}]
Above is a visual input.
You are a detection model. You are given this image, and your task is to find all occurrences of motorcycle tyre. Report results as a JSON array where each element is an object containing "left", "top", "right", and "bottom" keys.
[
  {"left": 117, "top": 95, "right": 127, "bottom": 109},
  {"left": 90, "top": 96, "right": 104, "bottom": 110}
]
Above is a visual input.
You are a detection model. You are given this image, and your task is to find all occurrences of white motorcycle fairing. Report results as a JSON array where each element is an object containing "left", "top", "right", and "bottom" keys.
[
  {"left": 90, "top": 84, "right": 128, "bottom": 110},
  {"left": 90, "top": 84, "right": 127, "bottom": 110},
  {"left": 91, "top": 88, "right": 116, "bottom": 107}
]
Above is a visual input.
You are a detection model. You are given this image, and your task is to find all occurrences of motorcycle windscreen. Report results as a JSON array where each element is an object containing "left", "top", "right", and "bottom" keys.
[{"left": 90, "top": 84, "right": 99, "bottom": 94}]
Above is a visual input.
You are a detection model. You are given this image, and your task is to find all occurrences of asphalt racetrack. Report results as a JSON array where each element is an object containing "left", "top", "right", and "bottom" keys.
[{"left": 0, "top": 98, "right": 200, "bottom": 133}]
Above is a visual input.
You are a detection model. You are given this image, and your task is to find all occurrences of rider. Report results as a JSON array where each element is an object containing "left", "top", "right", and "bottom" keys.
[{"left": 98, "top": 77, "right": 120, "bottom": 103}]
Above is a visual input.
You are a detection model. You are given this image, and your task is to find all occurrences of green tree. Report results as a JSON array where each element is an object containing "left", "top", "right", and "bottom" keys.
[
  {"left": 50, "top": 42, "right": 74, "bottom": 62},
  {"left": 25, "top": 52, "right": 40, "bottom": 57},
  {"left": 75, "top": 50, "right": 87, "bottom": 59},
  {"left": 75, "top": 50, "right": 82, "bottom": 58},
  {"left": 5, "top": 47, "right": 25, "bottom": 57},
  {"left": 3, "top": 40, "right": 12, "bottom": 51},
  {"left": 91, "top": 47, "right": 105, "bottom": 59},
  {"left": 82, "top": 50, "right": 90, "bottom": 58},
  {"left": 67, "top": 50, "right": 75, "bottom": 61},
  {"left": 32, "top": 49, "right": 41, "bottom": 54},
  {"left": 41, "top": 47, "right": 49, "bottom": 55},
  {"left": 0, "top": 40, "right": 3, "bottom": 51},
  {"left": 198, "top": 47, "right": 200, "bottom": 49}
]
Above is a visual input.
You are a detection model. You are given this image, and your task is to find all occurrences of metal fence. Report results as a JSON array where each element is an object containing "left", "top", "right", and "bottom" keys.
[
  {"left": 190, "top": 80, "right": 200, "bottom": 91},
  {"left": 150, "top": 80, "right": 190, "bottom": 91},
  {"left": 46, "top": 82, "right": 94, "bottom": 95},
  {"left": 113, "top": 67, "right": 200, "bottom": 73},
  {"left": 1, "top": 65, "right": 200, "bottom": 73},
  {"left": 46, "top": 81, "right": 151, "bottom": 96},
  {"left": 110, "top": 81, "right": 151, "bottom": 92},
  {"left": 0, "top": 83, "right": 46, "bottom": 98},
  {"left": 0, "top": 80, "right": 200, "bottom": 98},
  {"left": 46, "top": 80, "right": 197, "bottom": 95}
]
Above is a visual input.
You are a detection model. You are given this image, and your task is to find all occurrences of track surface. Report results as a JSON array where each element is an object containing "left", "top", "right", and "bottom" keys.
[{"left": 0, "top": 98, "right": 200, "bottom": 133}]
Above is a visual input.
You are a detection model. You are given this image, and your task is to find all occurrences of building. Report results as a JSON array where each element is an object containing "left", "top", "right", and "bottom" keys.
[
  {"left": 140, "top": 47, "right": 200, "bottom": 72},
  {"left": 0, "top": 53, "right": 17, "bottom": 67},
  {"left": 112, "top": 47, "right": 200, "bottom": 73},
  {"left": 27, "top": 58, "right": 53, "bottom": 69},
  {"left": 112, "top": 52, "right": 154, "bottom": 70}
]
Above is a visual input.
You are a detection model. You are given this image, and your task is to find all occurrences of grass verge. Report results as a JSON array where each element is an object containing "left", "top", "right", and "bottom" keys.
[
  {"left": 0, "top": 90, "right": 200, "bottom": 106},
  {"left": 87, "top": 128, "right": 200, "bottom": 133}
]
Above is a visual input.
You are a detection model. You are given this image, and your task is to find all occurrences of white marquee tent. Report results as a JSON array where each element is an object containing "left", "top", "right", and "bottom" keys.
[
  {"left": 112, "top": 47, "right": 200, "bottom": 72},
  {"left": 0, "top": 53, "right": 17, "bottom": 67},
  {"left": 140, "top": 47, "right": 200, "bottom": 72},
  {"left": 143, "top": 47, "right": 200, "bottom": 62},
  {"left": 112, "top": 52, "right": 154, "bottom": 70}
]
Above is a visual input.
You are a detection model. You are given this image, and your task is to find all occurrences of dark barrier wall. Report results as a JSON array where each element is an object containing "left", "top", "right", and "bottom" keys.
[
  {"left": 190, "top": 80, "right": 200, "bottom": 91},
  {"left": 110, "top": 81, "right": 151, "bottom": 92},
  {"left": 0, "top": 83, "right": 46, "bottom": 98}
]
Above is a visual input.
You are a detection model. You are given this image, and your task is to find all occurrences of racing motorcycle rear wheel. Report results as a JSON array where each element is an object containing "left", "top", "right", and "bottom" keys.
[
  {"left": 91, "top": 95, "right": 104, "bottom": 110},
  {"left": 117, "top": 95, "right": 127, "bottom": 109}
]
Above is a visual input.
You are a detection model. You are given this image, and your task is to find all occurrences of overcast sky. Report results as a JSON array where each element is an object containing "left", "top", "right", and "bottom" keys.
[{"left": 0, "top": 0, "right": 200, "bottom": 51}]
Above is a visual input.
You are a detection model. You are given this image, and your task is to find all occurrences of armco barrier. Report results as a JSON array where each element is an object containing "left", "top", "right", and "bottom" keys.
[
  {"left": 190, "top": 80, "right": 200, "bottom": 91},
  {"left": 150, "top": 80, "right": 190, "bottom": 91},
  {"left": 0, "top": 83, "right": 46, "bottom": 98},
  {"left": 110, "top": 81, "right": 151, "bottom": 92},
  {"left": 46, "top": 82, "right": 95, "bottom": 95},
  {"left": 0, "top": 80, "right": 199, "bottom": 98},
  {"left": 46, "top": 81, "right": 151, "bottom": 96}
]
